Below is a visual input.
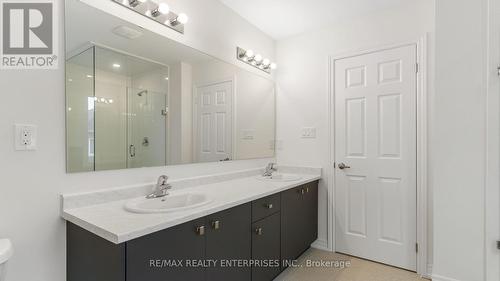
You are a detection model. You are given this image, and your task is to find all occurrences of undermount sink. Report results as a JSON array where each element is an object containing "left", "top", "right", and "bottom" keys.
[
  {"left": 257, "top": 174, "right": 303, "bottom": 182},
  {"left": 125, "top": 193, "right": 211, "bottom": 214}
]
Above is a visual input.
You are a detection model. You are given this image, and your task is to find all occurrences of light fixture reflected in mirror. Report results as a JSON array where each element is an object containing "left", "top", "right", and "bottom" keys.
[
  {"left": 237, "top": 47, "right": 277, "bottom": 74},
  {"left": 170, "top": 13, "right": 189, "bottom": 26},
  {"left": 112, "top": 0, "right": 188, "bottom": 34}
]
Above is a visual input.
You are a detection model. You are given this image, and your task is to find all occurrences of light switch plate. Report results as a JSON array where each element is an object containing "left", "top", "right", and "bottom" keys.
[
  {"left": 14, "top": 124, "right": 37, "bottom": 151},
  {"left": 301, "top": 127, "right": 317, "bottom": 139},
  {"left": 241, "top": 129, "right": 255, "bottom": 140}
]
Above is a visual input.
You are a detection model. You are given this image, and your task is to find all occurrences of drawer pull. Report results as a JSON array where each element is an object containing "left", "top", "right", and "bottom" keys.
[
  {"left": 212, "top": 220, "right": 221, "bottom": 230},
  {"left": 255, "top": 227, "right": 263, "bottom": 235},
  {"left": 300, "top": 188, "right": 305, "bottom": 195},
  {"left": 264, "top": 203, "right": 273, "bottom": 209},
  {"left": 306, "top": 187, "right": 310, "bottom": 193},
  {"left": 196, "top": 226, "right": 205, "bottom": 236}
]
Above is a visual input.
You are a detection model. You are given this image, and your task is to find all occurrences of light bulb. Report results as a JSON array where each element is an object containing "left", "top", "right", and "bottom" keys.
[
  {"left": 270, "top": 63, "right": 277, "bottom": 70},
  {"left": 177, "top": 13, "right": 189, "bottom": 24},
  {"left": 158, "top": 3, "right": 169, "bottom": 14},
  {"left": 129, "top": 0, "right": 146, "bottom": 7},
  {"left": 254, "top": 54, "right": 263, "bottom": 62},
  {"left": 109, "top": 99, "right": 114, "bottom": 104},
  {"left": 262, "top": 58, "right": 270, "bottom": 66},
  {"left": 112, "top": 63, "right": 121, "bottom": 68},
  {"left": 245, "top": 49, "right": 254, "bottom": 58},
  {"left": 145, "top": 9, "right": 152, "bottom": 17}
]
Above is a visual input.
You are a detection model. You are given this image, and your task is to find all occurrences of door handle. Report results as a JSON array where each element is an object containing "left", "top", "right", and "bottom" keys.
[
  {"left": 196, "top": 226, "right": 205, "bottom": 236},
  {"left": 338, "top": 163, "right": 351, "bottom": 170},
  {"left": 255, "top": 227, "right": 263, "bottom": 236},
  {"left": 212, "top": 220, "right": 221, "bottom": 230},
  {"left": 129, "top": 145, "right": 136, "bottom": 158}
]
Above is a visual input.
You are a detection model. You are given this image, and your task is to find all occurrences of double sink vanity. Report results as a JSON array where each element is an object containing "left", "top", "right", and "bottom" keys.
[
  {"left": 63, "top": 2, "right": 319, "bottom": 281},
  {"left": 62, "top": 166, "right": 321, "bottom": 281}
]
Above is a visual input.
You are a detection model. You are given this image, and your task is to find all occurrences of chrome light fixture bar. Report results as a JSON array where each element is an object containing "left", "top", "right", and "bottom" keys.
[
  {"left": 112, "top": 0, "right": 189, "bottom": 34},
  {"left": 237, "top": 47, "right": 277, "bottom": 74}
]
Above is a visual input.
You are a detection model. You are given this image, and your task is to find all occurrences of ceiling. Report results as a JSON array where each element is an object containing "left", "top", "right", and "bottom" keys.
[
  {"left": 66, "top": 0, "right": 212, "bottom": 68},
  {"left": 219, "top": 0, "right": 413, "bottom": 40}
]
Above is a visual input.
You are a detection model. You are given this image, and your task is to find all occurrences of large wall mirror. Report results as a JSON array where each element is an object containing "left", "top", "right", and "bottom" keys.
[{"left": 65, "top": 0, "right": 276, "bottom": 173}]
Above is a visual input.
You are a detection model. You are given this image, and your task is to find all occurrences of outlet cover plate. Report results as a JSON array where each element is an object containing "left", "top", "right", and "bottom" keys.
[{"left": 14, "top": 124, "right": 37, "bottom": 151}]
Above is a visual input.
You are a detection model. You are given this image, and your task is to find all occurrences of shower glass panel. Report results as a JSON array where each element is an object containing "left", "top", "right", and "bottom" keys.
[
  {"left": 127, "top": 88, "right": 167, "bottom": 169},
  {"left": 66, "top": 45, "right": 169, "bottom": 172},
  {"left": 66, "top": 47, "right": 95, "bottom": 173}
]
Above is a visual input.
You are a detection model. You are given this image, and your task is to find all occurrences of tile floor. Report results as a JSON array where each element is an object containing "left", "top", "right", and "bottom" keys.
[{"left": 275, "top": 249, "right": 428, "bottom": 281}]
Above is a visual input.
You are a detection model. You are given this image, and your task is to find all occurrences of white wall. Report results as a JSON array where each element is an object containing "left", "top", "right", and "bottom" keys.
[
  {"left": 0, "top": 1, "right": 275, "bottom": 281},
  {"left": 275, "top": 0, "right": 434, "bottom": 263},
  {"left": 432, "top": 0, "right": 488, "bottom": 280}
]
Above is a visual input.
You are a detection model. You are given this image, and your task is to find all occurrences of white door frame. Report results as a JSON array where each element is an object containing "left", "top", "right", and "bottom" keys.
[
  {"left": 328, "top": 37, "right": 429, "bottom": 277},
  {"left": 192, "top": 77, "right": 236, "bottom": 162},
  {"left": 486, "top": 0, "right": 500, "bottom": 279}
]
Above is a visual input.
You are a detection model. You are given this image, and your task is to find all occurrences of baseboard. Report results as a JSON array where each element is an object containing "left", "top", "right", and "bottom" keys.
[
  {"left": 422, "top": 263, "right": 433, "bottom": 279},
  {"left": 311, "top": 238, "right": 329, "bottom": 251},
  {"left": 431, "top": 274, "right": 461, "bottom": 281}
]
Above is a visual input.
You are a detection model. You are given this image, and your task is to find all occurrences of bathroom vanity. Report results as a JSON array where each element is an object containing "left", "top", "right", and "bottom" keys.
[{"left": 63, "top": 169, "right": 320, "bottom": 281}]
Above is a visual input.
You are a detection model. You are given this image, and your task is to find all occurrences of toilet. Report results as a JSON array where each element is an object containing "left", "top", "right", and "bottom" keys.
[{"left": 0, "top": 240, "right": 12, "bottom": 281}]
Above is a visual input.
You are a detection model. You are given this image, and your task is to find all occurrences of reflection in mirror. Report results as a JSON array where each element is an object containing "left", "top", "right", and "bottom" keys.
[{"left": 66, "top": 0, "right": 275, "bottom": 173}]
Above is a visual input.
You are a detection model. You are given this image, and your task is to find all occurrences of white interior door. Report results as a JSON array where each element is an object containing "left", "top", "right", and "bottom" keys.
[
  {"left": 334, "top": 45, "right": 417, "bottom": 271},
  {"left": 195, "top": 81, "right": 233, "bottom": 162}
]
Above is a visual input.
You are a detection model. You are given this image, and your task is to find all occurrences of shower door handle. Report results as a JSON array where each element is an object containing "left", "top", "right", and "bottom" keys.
[{"left": 129, "top": 145, "right": 136, "bottom": 158}]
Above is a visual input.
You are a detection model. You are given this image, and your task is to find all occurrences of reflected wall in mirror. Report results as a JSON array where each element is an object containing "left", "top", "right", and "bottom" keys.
[{"left": 65, "top": 0, "right": 276, "bottom": 173}]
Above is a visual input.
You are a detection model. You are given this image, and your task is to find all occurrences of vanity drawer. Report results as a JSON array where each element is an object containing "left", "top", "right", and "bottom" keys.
[{"left": 252, "top": 193, "right": 280, "bottom": 222}]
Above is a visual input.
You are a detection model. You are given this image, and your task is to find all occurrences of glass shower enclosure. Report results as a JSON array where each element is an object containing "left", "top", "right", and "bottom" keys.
[{"left": 66, "top": 45, "right": 169, "bottom": 172}]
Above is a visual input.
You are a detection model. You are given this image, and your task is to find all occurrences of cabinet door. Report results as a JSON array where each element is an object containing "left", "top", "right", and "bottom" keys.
[
  {"left": 281, "top": 182, "right": 319, "bottom": 267},
  {"left": 281, "top": 185, "right": 308, "bottom": 265},
  {"left": 305, "top": 181, "right": 319, "bottom": 246},
  {"left": 126, "top": 218, "right": 206, "bottom": 281},
  {"left": 206, "top": 203, "right": 252, "bottom": 281},
  {"left": 252, "top": 212, "right": 281, "bottom": 281}
]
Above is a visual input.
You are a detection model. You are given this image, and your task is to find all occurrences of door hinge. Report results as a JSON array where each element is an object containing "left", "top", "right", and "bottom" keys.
[
  {"left": 416, "top": 63, "right": 419, "bottom": 73},
  {"left": 415, "top": 243, "right": 419, "bottom": 253},
  {"left": 497, "top": 66, "right": 500, "bottom": 76},
  {"left": 497, "top": 240, "right": 500, "bottom": 250}
]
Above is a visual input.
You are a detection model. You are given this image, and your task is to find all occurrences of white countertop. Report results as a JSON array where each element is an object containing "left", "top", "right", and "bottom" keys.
[{"left": 62, "top": 170, "right": 321, "bottom": 244}]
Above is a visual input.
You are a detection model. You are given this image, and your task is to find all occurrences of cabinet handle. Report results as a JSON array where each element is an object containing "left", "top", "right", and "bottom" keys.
[
  {"left": 264, "top": 203, "right": 273, "bottom": 209},
  {"left": 300, "top": 188, "right": 305, "bottom": 195},
  {"left": 255, "top": 227, "right": 263, "bottom": 236},
  {"left": 196, "top": 226, "right": 205, "bottom": 236},
  {"left": 212, "top": 220, "right": 221, "bottom": 230},
  {"left": 306, "top": 187, "right": 310, "bottom": 193}
]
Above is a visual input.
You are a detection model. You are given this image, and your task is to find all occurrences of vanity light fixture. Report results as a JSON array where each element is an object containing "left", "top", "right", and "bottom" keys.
[
  {"left": 112, "top": 0, "right": 188, "bottom": 34},
  {"left": 237, "top": 47, "right": 277, "bottom": 74},
  {"left": 169, "top": 13, "right": 189, "bottom": 26}
]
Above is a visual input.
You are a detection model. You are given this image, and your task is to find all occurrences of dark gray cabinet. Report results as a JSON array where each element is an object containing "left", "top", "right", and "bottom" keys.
[
  {"left": 67, "top": 180, "right": 319, "bottom": 281},
  {"left": 281, "top": 182, "right": 318, "bottom": 268},
  {"left": 126, "top": 218, "right": 206, "bottom": 281},
  {"left": 205, "top": 203, "right": 251, "bottom": 281},
  {"left": 252, "top": 212, "right": 281, "bottom": 281}
]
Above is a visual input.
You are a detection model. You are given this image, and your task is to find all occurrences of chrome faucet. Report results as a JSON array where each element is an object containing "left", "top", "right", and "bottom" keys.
[
  {"left": 146, "top": 175, "right": 172, "bottom": 199},
  {"left": 263, "top": 163, "right": 277, "bottom": 177}
]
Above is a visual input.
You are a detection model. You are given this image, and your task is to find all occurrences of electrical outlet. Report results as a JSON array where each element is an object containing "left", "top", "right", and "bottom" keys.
[{"left": 15, "top": 124, "right": 37, "bottom": 151}]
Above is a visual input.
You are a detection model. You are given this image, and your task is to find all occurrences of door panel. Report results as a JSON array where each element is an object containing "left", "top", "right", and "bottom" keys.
[
  {"left": 334, "top": 45, "right": 417, "bottom": 271},
  {"left": 195, "top": 81, "right": 233, "bottom": 162}
]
